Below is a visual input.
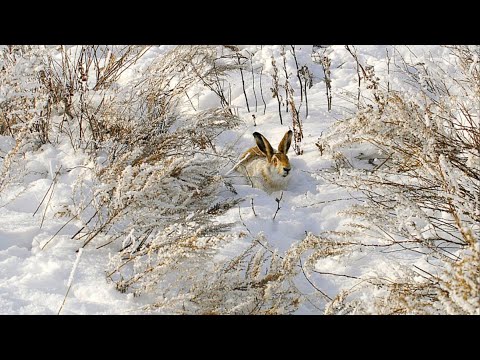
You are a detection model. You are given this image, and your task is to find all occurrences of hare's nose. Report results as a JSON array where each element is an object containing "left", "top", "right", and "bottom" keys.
[{"left": 284, "top": 168, "right": 290, "bottom": 174}]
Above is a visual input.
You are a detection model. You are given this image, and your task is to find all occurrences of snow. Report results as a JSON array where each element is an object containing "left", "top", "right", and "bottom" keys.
[
  {"left": 0, "top": 131, "right": 151, "bottom": 313},
  {"left": 1, "top": 44, "right": 473, "bottom": 314},
  {"left": 0, "top": 207, "right": 145, "bottom": 314}
]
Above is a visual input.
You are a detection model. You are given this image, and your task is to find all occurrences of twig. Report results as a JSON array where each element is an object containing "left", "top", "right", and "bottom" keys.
[
  {"left": 412, "top": 265, "right": 439, "bottom": 280},
  {"left": 345, "top": 45, "right": 367, "bottom": 109},
  {"left": 236, "top": 53, "right": 250, "bottom": 113},
  {"left": 41, "top": 199, "right": 95, "bottom": 250},
  {"left": 58, "top": 248, "right": 84, "bottom": 315},
  {"left": 41, "top": 215, "right": 76, "bottom": 250},
  {"left": 299, "top": 257, "right": 333, "bottom": 301},
  {"left": 238, "top": 204, "right": 253, "bottom": 237},
  {"left": 185, "top": 91, "right": 197, "bottom": 111},
  {"left": 250, "top": 198, "right": 257, "bottom": 216},
  {"left": 287, "top": 77, "right": 303, "bottom": 155},
  {"left": 290, "top": 45, "right": 303, "bottom": 103},
  {"left": 40, "top": 179, "right": 58, "bottom": 229},
  {"left": 71, "top": 209, "right": 98, "bottom": 240},
  {"left": 319, "top": 49, "right": 332, "bottom": 112},
  {"left": 81, "top": 209, "right": 123, "bottom": 248},
  {"left": 249, "top": 51, "right": 258, "bottom": 112},
  {"left": 96, "top": 233, "right": 124, "bottom": 250},
  {"left": 281, "top": 46, "right": 289, "bottom": 113},
  {"left": 259, "top": 64, "right": 267, "bottom": 115},
  {"left": 243, "top": 166, "right": 255, "bottom": 188},
  {"left": 272, "top": 191, "right": 284, "bottom": 220},
  {"left": 303, "top": 66, "right": 309, "bottom": 117},
  {"left": 311, "top": 270, "right": 360, "bottom": 280},
  {"left": 33, "top": 165, "right": 63, "bottom": 218},
  {"left": 296, "top": 196, "right": 361, "bottom": 208},
  {"left": 371, "top": 152, "right": 394, "bottom": 173},
  {"left": 271, "top": 56, "right": 283, "bottom": 125},
  {"left": 386, "top": 47, "right": 391, "bottom": 93}
]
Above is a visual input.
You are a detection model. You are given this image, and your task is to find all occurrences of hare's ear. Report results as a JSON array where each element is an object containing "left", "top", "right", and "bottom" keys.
[
  {"left": 278, "top": 130, "right": 293, "bottom": 154},
  {"left": 253, "top": 132, "right": 274, "bottom": 161}
]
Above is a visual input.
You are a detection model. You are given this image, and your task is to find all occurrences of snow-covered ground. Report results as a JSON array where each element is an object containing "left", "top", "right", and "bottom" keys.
[
  {"left": 0, "top": 139, "right": 153, "bottom": 314},
  {"left": 0, "top": 45, "right": 457, "bottom": 314}
]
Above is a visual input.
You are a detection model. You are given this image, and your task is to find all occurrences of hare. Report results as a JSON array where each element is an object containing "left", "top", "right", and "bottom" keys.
[{"left": 235, "top": 130, "right": 293, "bottom": 193}]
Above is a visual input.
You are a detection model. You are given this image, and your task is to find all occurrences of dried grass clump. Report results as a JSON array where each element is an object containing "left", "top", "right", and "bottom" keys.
[{"left": 316, "top": 45, "right": 479, "bottom": 314}]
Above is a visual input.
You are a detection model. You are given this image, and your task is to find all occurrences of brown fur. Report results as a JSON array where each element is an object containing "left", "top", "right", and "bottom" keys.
[
  {"left": 240, "top": 146, "right": 266, "bottom": 162},
  {"left": 236, "top": 130, "right": 293, "bottom": 193}
]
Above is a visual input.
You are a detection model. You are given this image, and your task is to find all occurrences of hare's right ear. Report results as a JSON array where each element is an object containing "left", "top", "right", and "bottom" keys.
[
  {"left": 253, "top": 132, "right": 274, "bottom": 161},
  {"left": 278, "top": 130, "right": 293, "bottom": 154}
]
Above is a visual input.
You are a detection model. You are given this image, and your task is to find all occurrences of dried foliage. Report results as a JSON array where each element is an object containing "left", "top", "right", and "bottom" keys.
[
  {"left": 146, "top": 234, "right": 302, "bottom": 314},
  {"left": 1, "top": 45, "right": 305, "bottom": 314},
  {"left": 316, "top": 45, "right": 480, "bottom": 314}
]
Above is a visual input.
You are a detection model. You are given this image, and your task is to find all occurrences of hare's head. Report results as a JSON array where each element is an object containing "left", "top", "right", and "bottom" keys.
[{"left": 253, "top": 130, "right": 293, "bottom": 177}]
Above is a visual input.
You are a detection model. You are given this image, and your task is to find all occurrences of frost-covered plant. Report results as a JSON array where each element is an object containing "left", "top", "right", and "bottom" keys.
[
  {"left": 316, "top": 45, "right": 479, "bottom": 314},
  {"left": 97, "top": 108, "right": 243, "bottom": 297},
  {"left": 312, "top": 45, "right": 332, "bottom": 111},
  {"left": 0, "top": 45, "right": 148, "bottom": 145},
  {"left": 270, "top": 55, "right": 284, "bottom": 125},
  {"left": 0, "top": 46, "right": 53, "bottom": 191},
  {"left": 148, "top": 233, "right": 302, "bottom": 314},
  {"left": 64, "top": 45, "right": 301, "bottom": 313},
  {"left": 1, "top": 45, "right": 308, "bottom": 314},
  {"left": 0, "top": 45, "right": 148, "bottom": 190},
  {"left": 0, "top": 46, "right": 46, "bottom": 139}
]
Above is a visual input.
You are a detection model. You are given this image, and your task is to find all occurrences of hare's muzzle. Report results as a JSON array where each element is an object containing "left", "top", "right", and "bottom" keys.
[{"left": 283, "top": 168, "right": 291, "bottom": 177}]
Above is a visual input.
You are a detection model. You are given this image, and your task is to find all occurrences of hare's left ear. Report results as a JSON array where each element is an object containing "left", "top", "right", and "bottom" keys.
[
  {"left": 278, "top": 130, "right": 293, "bottom": 154},
  {"left": 253, "top": 132, "right": 274, "bottom": 161}
]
